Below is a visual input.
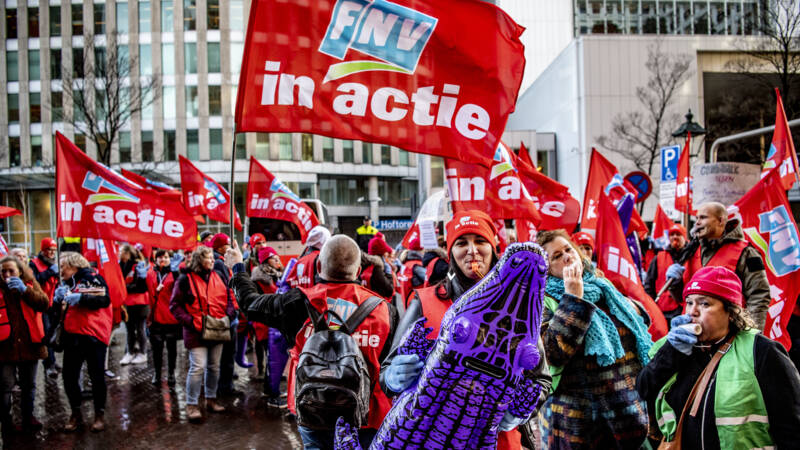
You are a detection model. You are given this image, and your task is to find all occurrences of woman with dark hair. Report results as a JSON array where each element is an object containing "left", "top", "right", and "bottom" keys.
[
  {"left": 169, "top": 246, "right": 236, "bottom": 422},
  {"left": 56, "top": 251, "right": 112, "bottom": 432},
  {"left": 146, "top": 249, "right": 183, "bottom": 386},
  {"left": 536, "top": 229, "right": 652, "bottom": 449},
  {"left": 0, "top": 256, "right": 49, "bottom": 435},
  {"left": 119, "top": 243, "right": 150, "bottom": 365},
  {"left": 637, "top": 266, "right": 800, "bottom": 449},
  {"left": 379, "top": 210, "right": 551, "bottom": 450}
]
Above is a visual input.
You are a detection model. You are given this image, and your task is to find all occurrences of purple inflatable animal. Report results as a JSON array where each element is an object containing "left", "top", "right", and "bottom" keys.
[{"left": 335, "top": 242, "right": 548, "bottom": 449}]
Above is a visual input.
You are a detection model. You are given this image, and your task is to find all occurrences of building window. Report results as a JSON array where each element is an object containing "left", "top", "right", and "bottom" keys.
[
  {"left": 8, "top": 94, "right": 19, "bottom": 123},
  {"left": 162, "top": 43, "right": 175, "bottom": 75},
  {"left": 30, "top": 93, "right": 41, "bottom": 123},
  {"left": 93, "top": 47, "right": 106, "bottom": 78},
  {"left": 72, "top": 4, "right": 83, "bottom": 36},
  {"left": 185, "top": 86, "right": 199, "bottom": 117},
  {"left": 208, "top": 0, "right": 220, "bottom": 30},
  {"left": 50, "top": 6, "right": 62, "bottom": 37},
  {"left": 28, "top": 7, "right": 40, "bottom": 38},
  {"left": 184, "top": 43, "right": 197, "bottom": 74},
  {"left": 119, "top": 131, "right": 131, "bottom": 162},
  {"left": 7, "top": 51, "right": 19, "bottom": 82},
  {"left": 28, "top": 50, "right": 40, "bottom": 80},
  {"left": 230, "top": 42, "right": 243, "bottom": 74},
  {"left": 94, "top": 4, "right": 105, "bottom": 35},
  {"left": 139, "top": 44, "right": 152, "bottom": 75},
  {"left": 163, "top": 86, "right": 176, "bottom": 119},
  {"left": 139, "top": 1, "right": 151, "bottom": 33},
  {"left": 161, "top": 0, "right": 173, "bottom": 31},
  {"left": 209, "top": 85, "right": 222, "bottom": 116},
  {"left": 342, "top": 140, "right": 354, "bottom": 163},
  {"left": 116, "top": 2, "right": 128, "bottom": 34},
  {"left": 318, "top": 176, "right": 368, "bottom": 206},
  {"left": 210, "top": 129, "right": 223, "bottom": 160},
  {"left": 398, "top": 149, "right": 409, "bottom": 166},
  {"left": 322, "top": 137, "right": 334, "bottom": 162},
  {"left": 208, "top": 42, "right": 221, "bottom": 73},
  {"left": 142, "top": 131, "right": 154, "bottom": 161},
  {"left": 31, "top": 136, "right": 42, "bottom": 166},
  {"left": 301, "top": 134, "right": 313, "bottom": 161},
  {"left": 279, "top": 134, "right": 292, "bottom": 160},
  {"left": 164, "top": 130, "right": 176, "bottom": 160},
  {"left": 235, "top": 133, "right": 247, "bottom": 160},
  {"left": 6, "top": 9, "right": 17, "bottom": 39},
  {"left": 187, "top": 129, "right": 199, "bottom": 160},
  {"left": 183, "top": 0, "right": 196, "bottom": 31},
  {"left": 381, "top": 145, "right": 391, "bottom": 165},
  {"left": 72, "top": 89, "right": 85, "bottom": 122},
  {"left": 9, "top": 137, "right": 20, "bottom": 167},
  {"left": 710, "top": 2, "right": 727, "bottom": 35},
  {"left": 230, "top": 0, "right": 244, "bottom": 32},
  {"left": 362, "top": 144, "right": 373, "bottom": 164},
  {"left": 255, "top": 133, "right": 269, "bottom": 159},
  {"left": 51, "top": 91, "right": 63, "bottom": 120},
  {"left": 73, "top": 47, "right": 84, "bottom": 78},
  {"left": 50, "top": 49, "right": 61, "bottom": 79}
]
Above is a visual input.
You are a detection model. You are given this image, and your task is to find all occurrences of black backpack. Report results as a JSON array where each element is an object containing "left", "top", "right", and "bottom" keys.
[{"left": 294, "top": 296, "right": 383, "bottom": 430}]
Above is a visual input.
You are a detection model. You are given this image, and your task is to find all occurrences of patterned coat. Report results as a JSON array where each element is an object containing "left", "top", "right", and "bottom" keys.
[{"left": 540, "top": 293, "right": 648, "bottom": 450}]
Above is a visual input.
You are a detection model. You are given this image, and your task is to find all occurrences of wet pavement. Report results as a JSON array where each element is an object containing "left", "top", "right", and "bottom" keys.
[{"left": 2, "top": 327, "right": 303, "bottom": 449}]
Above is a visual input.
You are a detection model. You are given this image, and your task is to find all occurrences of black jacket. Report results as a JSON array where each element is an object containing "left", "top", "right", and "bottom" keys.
[{"left": 637, "top": 331, "right": 800, "bottom": 449}]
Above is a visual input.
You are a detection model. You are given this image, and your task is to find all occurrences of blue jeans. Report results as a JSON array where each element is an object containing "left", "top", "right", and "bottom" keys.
[
  {"left": 297, "top": 426, "right": 376, "bottom": 450},
  {"left": 0, "top": 361, "right": 38, "bottom": 423},
  {"left": 186, "top": 344, "right": 223, "bottom": 405}
]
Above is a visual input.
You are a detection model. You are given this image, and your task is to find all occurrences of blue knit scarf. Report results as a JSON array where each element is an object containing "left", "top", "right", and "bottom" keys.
[{"left": 545, "top": 271, "right": 652, "bottom": 367}]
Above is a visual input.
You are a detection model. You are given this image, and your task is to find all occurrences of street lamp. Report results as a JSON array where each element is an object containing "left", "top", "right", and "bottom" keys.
[{"left": 671, "top": 109, "right": 706, "bottom": 138}]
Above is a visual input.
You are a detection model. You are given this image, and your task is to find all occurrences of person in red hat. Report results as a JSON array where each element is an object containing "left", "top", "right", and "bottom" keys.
[
  {"left": 380, "top": 210, "right": 551, "bottom": 450},
  {"left": 644, "top": 223, "right": 688, "bottom": 324},
  {"left": 361, "top": 234, "right": 396, "bottom": 301},
  {"left": 638, "top": 266, "right": 800, "bottom": 449},
  {"left": 396, "top": 236, "right": 425, "bottom": 307},
  {"left": 29, "top": 237, "right": 60, "bottom": 377},
  {"left": 246, "top": 233, "right": 268, "bottom": 273},
  {"left": 571, "top": 231, "right": 595, "bottom": 262}
]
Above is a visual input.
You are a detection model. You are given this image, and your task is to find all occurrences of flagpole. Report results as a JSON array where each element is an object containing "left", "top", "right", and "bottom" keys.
[
  {"left": 230, "top": 126, "right": 237, "bottom": 241},
  {"left": 54, "top": 134, "right": 60, "bottom": 278}
]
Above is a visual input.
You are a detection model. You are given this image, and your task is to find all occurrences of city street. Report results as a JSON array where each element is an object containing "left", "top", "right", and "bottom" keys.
[{"left": 1, "top": 328, "right": 302, "bottom": 449}]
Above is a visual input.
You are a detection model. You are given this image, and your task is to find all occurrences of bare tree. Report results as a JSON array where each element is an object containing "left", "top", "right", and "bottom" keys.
[
  {"left": 596, "top": 43, "right": 693, "bottom": 177},
  {"left": 726, "top": 0, "right": 800, "bottom": 114},
  {"left": 50, "top": 33, "right": 160, "bottom": 166}
]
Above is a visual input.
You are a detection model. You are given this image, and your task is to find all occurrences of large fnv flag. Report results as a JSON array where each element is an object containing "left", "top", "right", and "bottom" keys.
[{"left": 234, "top": 0, "right": 526, "bottom": 167}]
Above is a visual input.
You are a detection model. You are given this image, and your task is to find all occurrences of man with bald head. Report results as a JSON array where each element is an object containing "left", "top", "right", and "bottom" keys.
[
  {"left": 665, "top": 201, "right": 770, "bottom": 329},
  {"left": 227, "top": 235, "right": 398, "bottom": 448}
]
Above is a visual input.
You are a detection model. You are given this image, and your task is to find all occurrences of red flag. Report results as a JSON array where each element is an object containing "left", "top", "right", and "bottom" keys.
[
  {"left": 246, "top": 157, "right": 320, "bottom": 242},
  {"left": 446, "top": 141, "right": 542, "bottom": 222},
  {"left": 401, "top": 223, "right": 420, "bottom": 249},
  {"left": 83, "top": 239, "right": 127, "bottom": 325},
  {"left": 55, "top": 132, "right": 198, "bottom": 250},
  {"left": 518, "top": 142, "right": 534, "bottom": 169},
  {"left": 596, "top": 194, "right": 668, "bottom": 341},
  {"left": 651, "top": 204, "right": 675, "bottom": 250},
  {"left": 762, "top": 88, "right": 799, "bottom": 190},
  {"left": 516, "top": 219, "right": 538, "bottom": 243},
  {"left": 0, "top": 206, "right": 21, "bottom": 219},
  {"left": 732, "top": 170, "right": 800, "bottom": 349},
  {"left": 581, "top": 148, "right": 624, "bottom": 234},
  {"left": 179, "top": 156, "right": 243, "bottom": 230},
  {"left": 516, "top": 157, "right": 581, "bottom": 233},
  {"left": 234, "top": 0, "right": 526, "bottom": 167},
  {"left": 121, "top": 169, "right": 205, "bottom": 224},
  {"left": 674, "top": 133, "right": 693, "bottom": 215}
]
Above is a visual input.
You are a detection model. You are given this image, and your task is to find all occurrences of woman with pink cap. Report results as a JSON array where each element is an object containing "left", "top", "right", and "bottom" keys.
[{"left": 638, "top": 266, "right": 800, "bottom": 449}]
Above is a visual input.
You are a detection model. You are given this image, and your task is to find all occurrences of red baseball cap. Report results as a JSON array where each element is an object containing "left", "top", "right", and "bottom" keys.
[
  {"left": 445, "top": 210, "right": 497, "bottom": 255},
  {"left": 250, "top": 233, "right": 266, "bottom": 246},
  {"left": 40, "top": 237, "right": 57, "bottom": 251},
  {"left": 211, "top": 233, "right": 230, "bottom": 252},
  {"left": 669, "top": 224, "right": 687, "bottom": 238},
  {"left": 572, "top": 232, "right": 595, "bottom": 251},
  {"left": 683, "top": 266, "right": 744, "bottom": 307}
]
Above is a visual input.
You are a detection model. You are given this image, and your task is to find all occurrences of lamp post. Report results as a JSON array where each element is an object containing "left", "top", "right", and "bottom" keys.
[{"left": 671, "top": 110, "right": 706, "bottom": 228}]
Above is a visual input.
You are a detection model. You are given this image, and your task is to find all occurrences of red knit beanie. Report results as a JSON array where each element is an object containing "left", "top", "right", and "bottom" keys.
[
  {"left": 211, "top": 233, "right": 230, "bottom": 252},
  {"left": 445, "top": 210, "right": 497, "bottom": 255},
  {"left": 258, "top": 246, "right": 278, "bottom": 264},
  {"left": 669, "top": 224, "right": 687, "bottom": 238},
  {"left": 683, "top": 266, "right": 744, "bottom": 307},
  {"left": 572, "top": 232, "right": 595, "bottom": 251},
  {"left": 368, "top": 236, "right": 393, "bottom": 256}
]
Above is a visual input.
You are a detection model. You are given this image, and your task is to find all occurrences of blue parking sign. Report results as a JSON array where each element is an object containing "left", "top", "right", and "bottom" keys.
[{"left": 661, "top": 145, "right": 681, "bottom": 182}]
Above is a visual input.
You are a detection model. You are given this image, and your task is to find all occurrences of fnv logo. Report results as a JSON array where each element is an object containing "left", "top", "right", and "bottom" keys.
[
  {"left": 690, "top": 281, "right": 700, "bottom": 290},
  {"left": 319, "top": 0, "right": 437, "bottom": 81},
  {"left": 82, "top": 172, "right": 139, "bottom": 205},
  {"left": 455, "top": 216, "right": 480, "bottom": 229}
]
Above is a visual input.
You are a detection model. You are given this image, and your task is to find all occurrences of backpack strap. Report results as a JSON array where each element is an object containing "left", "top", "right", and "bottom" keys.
[{"left": 344, "top": 296, "right": 383, "bottom": 334}]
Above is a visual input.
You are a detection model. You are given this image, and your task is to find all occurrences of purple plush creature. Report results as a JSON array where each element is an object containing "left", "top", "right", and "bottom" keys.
[{"left": 335, "top": 242, "right": 548, "bottom": 449}]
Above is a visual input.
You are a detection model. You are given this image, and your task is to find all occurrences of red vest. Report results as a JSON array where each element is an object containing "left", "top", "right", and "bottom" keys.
[
  {"left": 396, "top": 260, "right": 421, "bottom": 306},
  {"left": 287, "top": 251, "right": 319, "bottom": 289},
  {"left": 683, "top": 241, "right": 749, "bottom": 285},
  {"left": 64, "top": 273, "right": 114, "bottom": 345},
  {"left": 412, "top": 285, "right": 520, "bottom": 450},
  {"left": 359, "top": 265, "right": 396, "bottom": 301},
  {"left": 293, "top": 283, "right": 393, "bottom": 430},
  {"left": 185, "top": 271, "right": 229, "bottom": 333},
  {"left": 124, "top": 264, "right": 150, "bottom": 306},
  {"left": 654, "top": 251, "right": 681, "bottom": 312},
  {"left": 31, "top": 257, "right": 58, "bottom": 301},
  {"left": 0, "top": 284, "right": 46, "bottom": 343},
  {"left": 147, "top": 268, "right": 178, "bottom": 325}
]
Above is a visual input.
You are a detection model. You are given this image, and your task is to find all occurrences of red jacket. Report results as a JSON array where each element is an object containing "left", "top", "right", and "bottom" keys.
[
  {"left": 31, "top": 257, "right": 58, "bottom": 300},
  {"left": 654, "top": 251, "right": 681, "bottom": 312},
  {"left": 184, "top": 271, "right": 229, "bottom": 333},
  {"left": 124, "top": 263, "right": 150, "bottom": 307},
  {"left": 683, "top": 240, "right": 748, "bottom": 284},
  {"left": 0, "top": 281, "right": 47, "bottom": 344},
  {"left": 147, "top": 267, "right": 179, "bottom": 325},
  {"left": 63, "top": 268, "right": 113, "bottom": 345}
]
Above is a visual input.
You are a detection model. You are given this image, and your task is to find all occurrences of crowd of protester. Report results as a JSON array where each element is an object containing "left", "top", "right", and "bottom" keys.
[{"left": 0, "top": 204, "right": 799, "bottom": 449}]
